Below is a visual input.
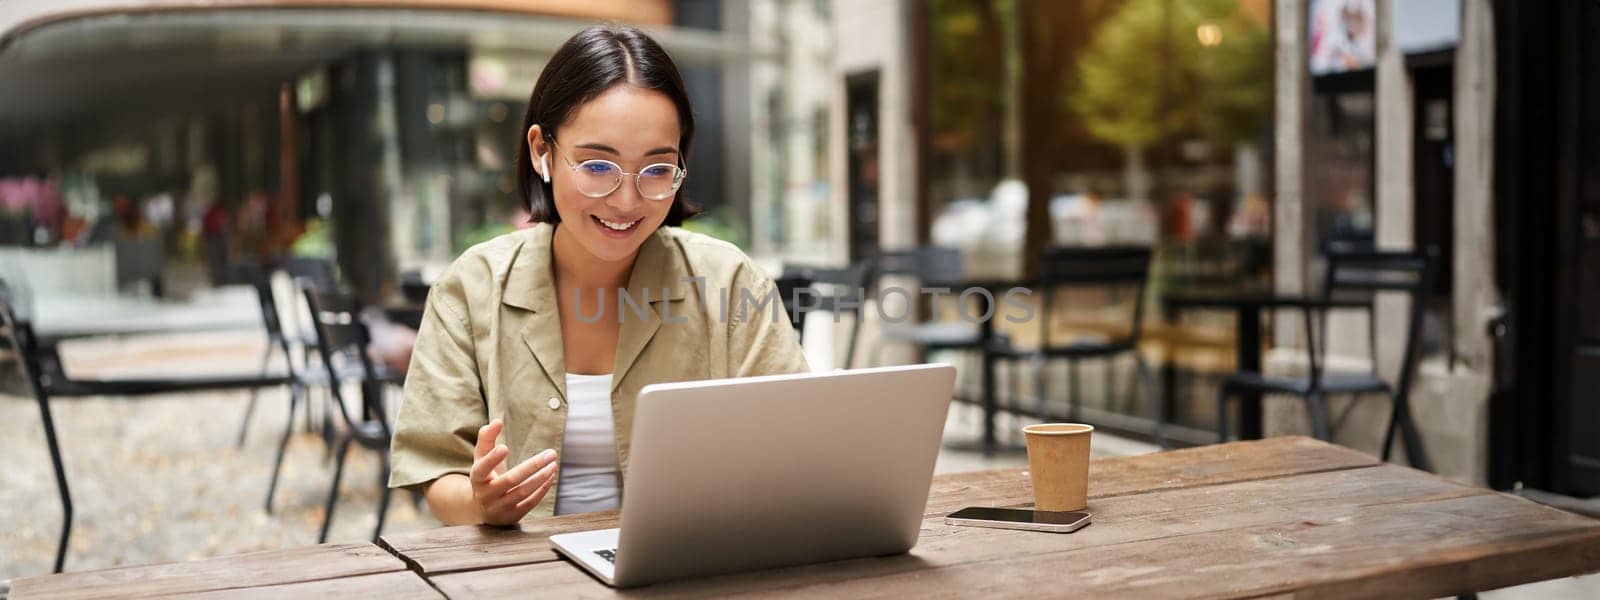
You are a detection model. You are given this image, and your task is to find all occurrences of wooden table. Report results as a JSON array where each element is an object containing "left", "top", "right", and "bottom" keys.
[
  {"left": 15, "top": 437, "right": 1600, "bottom": 598},
  {"left": 7, "top": 543, "right": 440, "bottom": 599}
]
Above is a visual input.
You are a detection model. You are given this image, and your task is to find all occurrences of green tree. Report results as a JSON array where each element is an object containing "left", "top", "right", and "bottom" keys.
[{"left": 1069, "top": 0, "right": 1272, "bottom": 150}]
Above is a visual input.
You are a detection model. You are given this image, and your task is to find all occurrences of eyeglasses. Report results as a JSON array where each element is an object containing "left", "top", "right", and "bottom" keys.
[{"left": 547, "top": 140, "right": 687, "bottom": 201}]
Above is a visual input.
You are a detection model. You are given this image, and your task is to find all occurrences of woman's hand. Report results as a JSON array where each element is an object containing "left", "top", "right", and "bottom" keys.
[{"left": 470, "top": 419, "right": 559, "bottom": 526}]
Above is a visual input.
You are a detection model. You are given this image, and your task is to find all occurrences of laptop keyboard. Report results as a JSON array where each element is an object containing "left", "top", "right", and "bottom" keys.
[{"left": 594, "top": 548, "right": 617, "bottom": 564}]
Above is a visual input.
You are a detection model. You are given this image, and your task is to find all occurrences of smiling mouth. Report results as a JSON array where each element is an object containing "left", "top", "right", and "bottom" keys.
[{"left": 593, "top": 215, "right": 641, "bottom": 232}]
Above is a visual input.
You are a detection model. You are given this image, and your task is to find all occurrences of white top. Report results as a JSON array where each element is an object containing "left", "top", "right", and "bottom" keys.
[{"left": 554, "top": 373, "right": 622, "bottom": 515}]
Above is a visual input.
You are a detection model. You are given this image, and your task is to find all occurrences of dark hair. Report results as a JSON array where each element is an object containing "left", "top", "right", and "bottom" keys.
[{"left": 515, "top": 25, "right": 700, "bottom": 225}]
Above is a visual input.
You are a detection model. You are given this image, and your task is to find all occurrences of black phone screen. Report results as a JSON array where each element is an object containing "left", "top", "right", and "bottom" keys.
[{"left": 948, "top": 507, "right": 1090, "bottom": 525}]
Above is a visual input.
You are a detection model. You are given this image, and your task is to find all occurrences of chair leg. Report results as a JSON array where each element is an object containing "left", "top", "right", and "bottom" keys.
[
  {"left": 1306, "top": 392, "right": 1332, "bottom": 441},
  {"left": 1387, "top": 391, "right": 1434, "bottom": 472},
  {"left": 373, "top": 455, "right": 394, "bottom": 543},
  {"left": 1106, "top": 356, "right": 1121, "bottom": 412},
  {"left": 1135, "top": 352, "right": 1168, "bottom": 449},
  {"left": 321, "top": 389, "right": 337, "bottom": 462},
  {"left": 1381, "top": 396, "right": 1400, "bottom": 463},
  {"left": 842, "top": 315, "right": 862, "bottom": 369},
  {"left": 980, "top": 349, "right": 1000, "bottom": 457},
  {"left": 37, "top": 391, "right": 73, "bottom": 573},
  {"left": 1067, "top": 358, "right": 1082, "bottom": 422},
  {"left": 236, "top": 343, "right": 276, "bottom": 448},
  {"left": 1032, "top": 353, "right": 1049, "bottom": 422},
  {"left": 304, "top": 377, "right": 320, "bottom": 435},
  {"left": 1216, "top": 385, "right": 1232, "bottom": 443},
  {"left": 1006, "top": 357, "right": 1021, "bottom": 420},
  {"left": 265, "top": 384, "right": 301, "bottom": 514},
  {"left": 319, "top": 435, "right": 355, "bottom": 544}
]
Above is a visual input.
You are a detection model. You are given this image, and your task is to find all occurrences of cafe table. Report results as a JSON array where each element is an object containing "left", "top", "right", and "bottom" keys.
[{"left": 14, "top": 436, "right": 1600, "bottom": 598}]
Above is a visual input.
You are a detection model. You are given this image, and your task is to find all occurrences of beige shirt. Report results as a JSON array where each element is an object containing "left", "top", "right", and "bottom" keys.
[{"left": 388, "top": 224, "right": 810, "bottom": 519}]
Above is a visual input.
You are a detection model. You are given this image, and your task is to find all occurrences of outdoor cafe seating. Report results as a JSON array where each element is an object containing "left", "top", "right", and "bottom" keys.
[
  {"left": 1215, "top": 246, "right": 1440, "bottom": 472},
  {"left": 299, "top": 285, "right": 405, "bottom": 543},
  {"left": 984, "top": 245, "right": 1168, "bottom": 449},
  {"left": 0, "top": 279, "right": 290, "bottom": 574},
  {"left": 776, "top": 262, "right": 871, "bottom": 369},
  {"left": 865, "top": 246, "right": 984, "bottom": 368},
  {"left": 1, "top": 253, "right": 414, "bottom": 573}
]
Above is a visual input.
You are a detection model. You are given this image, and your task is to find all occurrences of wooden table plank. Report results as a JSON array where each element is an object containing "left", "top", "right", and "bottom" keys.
[
  {"left": 163, "top": 571, "right": 443, "bottom": 600},
  {"left": 378, "top": 509, "right": 621, "bottom": 576},
  {"left": 425, "top": 463, "right": 1486, "bottom": 598},
  {"left": 383, "top": 436, "right": 1379, "bottom": 577},
  {"left": 8, "top": 543, "right": 405, "bottom": 600},
  {"left": 924, "top": 435, "right": 1380, "bottom": 517},
  {"left": 437, "top": 492, "right": 1600, "bottom": 599},
  {"left": 769, "top": 493, "right": 1600, "bottom": 599}
]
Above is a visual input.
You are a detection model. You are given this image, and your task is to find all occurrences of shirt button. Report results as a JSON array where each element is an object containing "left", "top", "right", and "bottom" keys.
[{"left": 548, "top": 397, "right": 562, "bottom": 410}]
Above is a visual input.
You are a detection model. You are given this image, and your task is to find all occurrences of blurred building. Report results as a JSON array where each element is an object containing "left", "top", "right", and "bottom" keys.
[{"left": 0, "top": 0, "right": 823, "bottom": 301}]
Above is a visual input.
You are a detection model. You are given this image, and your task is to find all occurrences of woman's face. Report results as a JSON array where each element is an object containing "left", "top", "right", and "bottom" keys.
[{"left": 527, "top": 85, "right": 682, "bottom": 264}]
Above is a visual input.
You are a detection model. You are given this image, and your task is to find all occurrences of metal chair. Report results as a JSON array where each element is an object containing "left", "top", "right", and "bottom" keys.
[
  {"left": 286, "top": 256, "right": 340, "bottom": 292},
  {"left": 301, "top": 285, "right": 404, "bottom": 543},
  {"left": 988, "top": 246, "right": 1166, "bottom": 448},
  {"left": 0, "top": 279, "right": 288, "bottom": 573},
  {"left": 867, "top": 246, "right": 982, "bottom": 366},
  {"left": 779, "top": 262, "right": 871, "bottom": 367},
  {"left": 228, "top": 260, "right": 328, "bottom": 518},
  {"left": 282, "top": 257, "right": 343, "bottom": 448},
  {"left": 774, "top": 271, "right": 813, "bottom": 332},
  {"left": 233, "top": 261, "right": 301, "bottom": 449},
  {"left": 1215, "top": 247, "right": 1438, "bottom": 471}
]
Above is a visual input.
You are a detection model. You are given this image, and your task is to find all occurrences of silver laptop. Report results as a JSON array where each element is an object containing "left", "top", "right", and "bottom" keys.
[{"left": 549, "top": 363, "right": 956, "bottom": 588}]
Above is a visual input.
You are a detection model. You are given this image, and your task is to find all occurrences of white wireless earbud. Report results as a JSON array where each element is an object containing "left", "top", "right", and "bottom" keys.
[{"left": 539, "top": 153, "right": 551, "bottom": 183}]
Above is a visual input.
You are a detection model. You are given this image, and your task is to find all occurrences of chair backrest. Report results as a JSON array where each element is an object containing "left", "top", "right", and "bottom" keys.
[
  {"left": 301, "top": 285, "right": 384, "bottom": 430},
  {"left": 399, "top": 269, "right": 431, "bottom": 304},
  {"left": 233, "top": 261, "right": 286, "bottom": 340},
  {"left": 781, "top": 262, "right": 872, "bottom": 368},
  {"left": 114, "top": 235, "right": 165, "bottom": 295},
  {"left": 1035, "top": 246, "right": 1153, "bottom": 349},
  {"left": 872, "top": 246, "right": 964, "bottom": 287},
  {"left": 1039, "top": 246, "right": 1152, "bottom": 285},
  {"left": 1313, "top": 247, "right": 1437, "bottom": 389},
  {"left": 1323, "top": 249, "right": 1434, "bottom": 295},
  {"left": 780, "top": 263, "right": 872, "bottom": 312},
  {"left": 286, "top": 257, "right": 339, "bottom": 292},
  {"left": 773, "top": 272, "right": 813, "bottom": 332}
]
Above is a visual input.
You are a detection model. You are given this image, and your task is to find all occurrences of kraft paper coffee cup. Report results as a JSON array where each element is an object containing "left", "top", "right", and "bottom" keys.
[{"left": 1023, "top": 423, "right": 1093, "bottom": 511}]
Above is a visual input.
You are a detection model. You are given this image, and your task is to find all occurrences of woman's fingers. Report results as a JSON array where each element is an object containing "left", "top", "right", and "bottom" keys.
[
  {"left": 484, "top": 470, "right": 554, "bottom": 525},
  {"left": 489, "top": 460, "right": 558, "bottom": 514},
  {"left": 498, "top": 460, "right": 558, "bottom": 505},
  {"left": 470, "top": 446, "right": 509, "bottom": 483},
  {"left": 473, "top": 419, "right": 504, "bottom": 461},
  {"left": 489, "top": 449, "right": 557, "bottom": 492},
  {"left": 512, "top": 470, "right": 557, "bottom": 513}
]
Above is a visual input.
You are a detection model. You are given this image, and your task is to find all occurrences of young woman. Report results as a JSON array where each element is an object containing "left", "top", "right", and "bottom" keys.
[{"left": 388, "top": 25, "right": 809, "bottom": 525}]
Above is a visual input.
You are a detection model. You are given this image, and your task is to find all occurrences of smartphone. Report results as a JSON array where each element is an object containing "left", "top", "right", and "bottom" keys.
[{"left": 944, "top": 507, "right": 1092, "bottom": 533}]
